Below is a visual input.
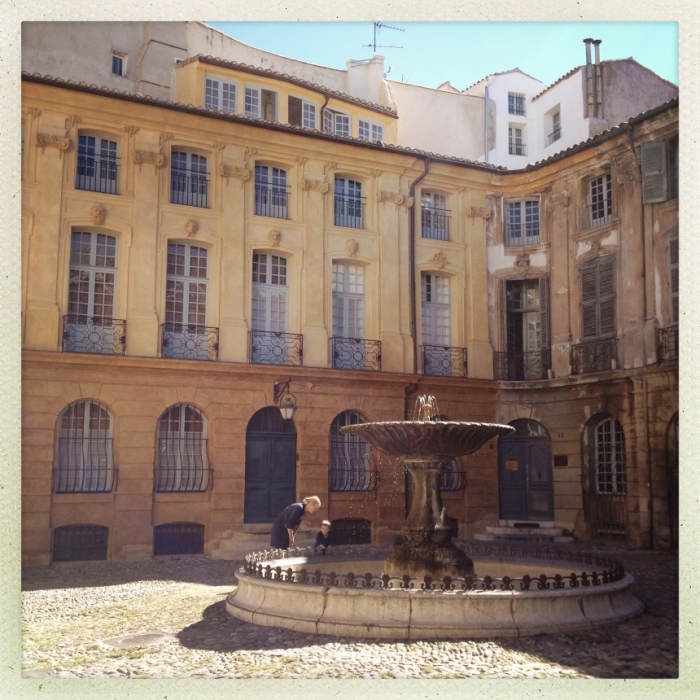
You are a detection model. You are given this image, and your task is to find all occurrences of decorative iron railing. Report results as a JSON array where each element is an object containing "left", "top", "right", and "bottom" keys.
[
  {"left": 505, "top": 222, "right": 540, "bottom": 247},
  {"left": 657, "top": 325, "right": 678, "bottom": 363},
  {"left": 493, "top": 349, "right": 551, "bottom": 380},
  {"left": 547, "top": 128, "right": 561, "bottom": 145},
  {"left": 334, "top": 195, "right": 365, "bottom": 229},
  {"left": 52, "top": 525, "right": 109, "bottom": 562},
  {"left": 161, "top": 323, "right": 219, "bottom": 361},
  {"left": 63, "top": 315, "right": 126, "bottom": 355},
  {"left": 439, "top": 467, "right": 467, "bottom": 492},
  {"left": 421, "top": 345, "right": 468, "bottom": 377},
  {"left": 75, "top": 155, "right": 119, "bottom": 194},
  {"left": 170, "top": 170, "right": 209, "bottom": 208},
  {"left": 249, "top": 330, "right": 303, "bottom": 366},
  {"left": 571, "top": 337, "right": 617, "bottom": 374},
  {"left": 54, "top": 438, "right": 116, "bottom": 493},
  {"left": 508, "top": 142, "right": 527, "bottom": 156},
  {"left": 254, "top": 184, "right": 290, "bottom": 219},
  {"left": 421, "top": 207, "right": 450, "bottom": 241},
  {"left": 330, "top": 337, "right": 381, "bottom": 371},
  {"left": 155, "top": 438, "right": 211, "bottom": 492},
  {"left": 329, "top": 464, "right": 377, "bottom": 492},
  {"left": 582, "top": 202, "right": 612, "bottom": 229}
]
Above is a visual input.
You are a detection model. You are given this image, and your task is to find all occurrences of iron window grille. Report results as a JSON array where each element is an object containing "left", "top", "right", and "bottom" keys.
[
  {"left": 493, "top": 349, "right": 551, "bottom": 381},
  {"left": 585, "top": 174, "right": 612, "bottom": 228},
  {"left": 161, "top": 323, "right": 219, "bottom": 361},
  {"left": 571, "top": 337, "right": 617, "bottom": 374},
  {"left": 508, "top": 141, "right": 527, "bottom": 156},
  {"left": 52, "top": 525, "right": 108, "bottom": 562},
  {"left": 439, "top": 460, "right": 467, "bottom": 491},
  {"left": 508, "top": 93, "right": 526, "bottom": 115},
  {"left": 657, "top": 325, "right": 679, "bottom": 363},
  {"left": 505, "top": 201, "right": 540, "bottom": 246},
  {"left": 76, "top": 136, "right": 119, "bottom": 194},
  {"left": 330, "top": 337, "right": 381, "bottom": 371},
  {"left": 330, "top": 411, "right": 375, "bottom": 492},
  {"left": 334, "top": 194, "right": 365, "bottom": 229},
  {"left": 249, "top": 330, "right": 303, "bottom": 366},
  {"left": 254, "top": 183, "right": 290, "bottom": 219},
  {"left": 63, "top": 315, "right": 126, "bottom": 355},
  {"left": 421, "top": 345, "right": 468, "bottom": 377},
  {"left": 547, "top": 127, "right": 562, "bottom": 145},
  {"left": 153, "top": 523, "right": 205, "bottom": 555},
  {"left": 421, "top": 193, "right": 450, "bottom": 241},
  {"left": 594, "top": 418, "right": 627, "bottom": 495},
  {"left": 170, "top": 152, "right": 209, "bottom": 208}
]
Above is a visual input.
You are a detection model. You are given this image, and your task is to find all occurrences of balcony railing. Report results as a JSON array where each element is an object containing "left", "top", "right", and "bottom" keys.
[
  {"left": 493, "top": 349, "right": 551, "bottom": 381},
  {"left": 571, "top": 337, "right": 617, "bottom": 375},
  {"left": 421, "top": 345, "right": 468, "bottom": 377},
  {"left": 582, "top": 202, "right": 612, "bottom": 229},
  {"left": 657, "top": 325, "right": 678, "bottom": 363},
  {"left": 421, "top": 207, "right": 450, "bottom": 241},
  {"left": 161, "top": 323, "right": 219, "bottom": 361},
  {"left": 331, "top": 337, "right": 381, "bottom": 371},
  {"left": 76, "top": 155, "right": 119, "bottom": 194},
  {"left": 249, "top": 330, "right": 303, "bottom": 366},
  {"left": 170, "top": 170, "right": 209, "bottom": 208},
  {"left": 508, "top": 142, "right": 527, "bottom": 156},
  {"left": 155, "top": 438, "right": 211, "bottom": 492},
  {"left": 440, "top": 466, "right": 467, "bottom": 492},
  {"left": 505, "top": 222, "right": 540, "bottom": 247},
  {"left": 63, "top": 315, "right": 126, "bottom": 355},
  {"left": 547, "top": 128, "right": 562, "bottom": 145},
  {"left": 330, "top": 463, "right": 377, "bottom": 492},
  {"left": 508, "top": 105, "right": 526, "bottom": 116},
  {"left": 255, "top": 184, "right": 290, "bottom": 219},
  {"left": 54, "top": 438, "right": 116, "bottom": 493},
  {"left": 334, "top": 195, "right": 365, "bottom": 229}
]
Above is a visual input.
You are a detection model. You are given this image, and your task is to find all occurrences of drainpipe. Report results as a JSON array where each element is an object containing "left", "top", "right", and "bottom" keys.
[
  {"left": 584, "top": 39, "right": 595, "bottom": 118},
  {"left": 593, "top": 40, "right": 603, "bottom": 119},
  {"left": 408, "top": 157, "right": 431, "bottom": 374},
  {"left": 320, "top": 94, "right": 330, "bottom": 132},
  {"left": 484, "top": 78, "right": 492, "bottom": 164},
  {"left": 626, "top": 122, "right": 654, "bottom": 547}
]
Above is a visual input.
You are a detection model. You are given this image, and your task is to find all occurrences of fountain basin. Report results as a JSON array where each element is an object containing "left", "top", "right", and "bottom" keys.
[{"left": 227, "top": 545, "right": 643, "bottom": 639}]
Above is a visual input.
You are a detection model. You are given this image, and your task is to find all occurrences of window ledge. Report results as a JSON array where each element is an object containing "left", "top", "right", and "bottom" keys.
[
  {"left": 574, "top": 218, "right": 620, "bottom": 240},
  {"left": 52, "top": 493, "right": 115, "bottom": 502}
]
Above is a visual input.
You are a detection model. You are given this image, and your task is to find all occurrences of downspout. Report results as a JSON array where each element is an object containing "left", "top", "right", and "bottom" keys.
[
  {"left": 627, "top": 122, "right": 654, "bottom": 547},
  {"left": 320, "top": 94, "right": 330, "bottom": 131},
  {"left": 484, "top": 80, "right": 491, "bottom": 164},
  {"left": 408, "top": 157, "right": 431, "bottom": 374}
]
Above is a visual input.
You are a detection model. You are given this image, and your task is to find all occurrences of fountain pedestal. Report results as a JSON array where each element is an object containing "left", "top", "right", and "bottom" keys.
[{"left": 384, "top": 457, "right": 474, "bottom": 578}]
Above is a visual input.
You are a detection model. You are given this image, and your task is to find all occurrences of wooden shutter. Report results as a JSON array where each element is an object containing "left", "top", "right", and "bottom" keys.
[
  {"left": 539, "top": 276, "right": 550, "bottom": 349},
  {"left": 669, "top": 233, "right": 679, "bottom": 323},
  {"left": 598, "top": 257, "right": 616, "bottom": 336},
  {"left": 580, "top": 257, "right": 616, "bottom": 339},
  {"left": 581, "top": 263, "right": 598, "bottom": 339},
  {"left": 641, "top": 141, "right": 668, "bottom": 204},
  {"left": 288, "top": 96, "right": 302, "bottom": 127}
]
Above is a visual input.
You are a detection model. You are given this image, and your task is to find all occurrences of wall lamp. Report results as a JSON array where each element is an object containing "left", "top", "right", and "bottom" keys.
[{"left": 273, "top": 378, "right": 296, "bottom": 420}]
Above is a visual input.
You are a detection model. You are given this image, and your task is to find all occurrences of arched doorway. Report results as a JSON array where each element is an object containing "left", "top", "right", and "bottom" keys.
[
  {"left": 498, "top": 419, "right": 553, "bottom": 521},
  {"left": 244, "top": 407, "right": 297, "bottom": 523},
  {"left": 666, "top": 413, "right": 679, "bottom": 549}
]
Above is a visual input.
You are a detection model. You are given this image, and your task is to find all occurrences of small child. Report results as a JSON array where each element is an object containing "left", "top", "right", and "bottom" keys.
[{"left": 314, "top": 520, "right": 333, "bottom": 554}]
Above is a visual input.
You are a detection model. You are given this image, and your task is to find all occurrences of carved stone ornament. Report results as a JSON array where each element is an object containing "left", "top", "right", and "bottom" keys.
[
  {"left": 346, "top": 239, "right": 359, "bottom": 258},
  {"left": 370, "top": 169, "right": 383, "bottom": 178},
  {"left": 430, "top": 250, "right": 448, "bottom": 270},
  {"left": 295, "top": 156, "right": 308, "bottom": 165},
  {"left": 324, "top": 162, "right": 338, "bottom": 175},
  {"left": 515, "top": 253, "right": 531, "bottom": 276},
  {"left": 36, "top": 134, "right": 71, "bottom": 158},
  {"left": 268, "top": 230, "right": 282, "bottom": 248},
  {"left": 213, "top": 141, "right": 226, "bottom": 151},
  {"left": 221, "top": 165, "right": 251, "bottom": 184},
  {"left": 90, "top": 204, "right": 106, "bottom": 226},
  {"left": 28, "top": 107, "right": 42, "bottom": 119},
  {"left": 467, "top": 205, "right": 492, "bottom": 220},
  {"left": 244, "top": 147, "right": 258, "bottom": 163},
  {"left": 185, "top": 219, "right": 199, "bottom": 238},
  {"left": 303, "top": 179, "right": 330, "bottom": 194},
  {"left": 123, "top": 125, "right": 140, "bottom": 136},
  {"left": 64, "top": 114, "right": 82, "bottom": 131},
  {"left": 133, "top": 150, "right": 166, "bottom": 172},
  {"left": 160, "top": 132, "right": 175, "bottom": 145},
  {"left": 590, "top": 238, "right": 602, "bottom": 254},
  {"left": 379, "top": 190, "right": 413, "bottom": 207}
]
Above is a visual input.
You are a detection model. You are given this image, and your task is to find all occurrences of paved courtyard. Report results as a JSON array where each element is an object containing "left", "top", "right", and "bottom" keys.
[{"left": 21, "top": 543, "right": 678, "bottom": 679}]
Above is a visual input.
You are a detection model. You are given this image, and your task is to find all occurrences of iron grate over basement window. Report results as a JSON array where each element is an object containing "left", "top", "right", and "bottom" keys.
[
  {"left": 330, "top": 518, "right": 371, "bottom": 545},
  {"left": 52, "top": 525, "right": 108, "bottom": 562},
  {"left": 153, "top": 523, "right": 205, "bottom": 555}
]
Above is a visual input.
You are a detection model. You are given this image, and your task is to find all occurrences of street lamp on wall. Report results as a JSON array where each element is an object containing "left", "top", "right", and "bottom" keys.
[{"left": 273, "top": 378, "right": 296, "bottom": 420}]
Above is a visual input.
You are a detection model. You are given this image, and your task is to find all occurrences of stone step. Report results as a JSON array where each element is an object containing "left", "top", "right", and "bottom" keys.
[
  {"left": 474, "top": 532, "right": 575, "bottom": 544},
  {"left": 485, "top": 526, "right": 565, "bottom": 537}
]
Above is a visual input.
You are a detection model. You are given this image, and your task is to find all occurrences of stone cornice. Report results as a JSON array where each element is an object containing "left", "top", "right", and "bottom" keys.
[
  {"left": 36, "top": 134, "right": 71, "bottom": 157},
  {"left": 133, "top": 150, "right": 166, "bottom": 172},
  {"left": 221, "top": 165, "right": 251, "bottom": 184},
  {"left": 303, "top": 179, "right": 330, "bottom": 194},
  {"left": 378, "top": 190, "right": 413, "bottom": 207},
  {"left": 466, "top": 205, "right": 492, "bottom": 220}
]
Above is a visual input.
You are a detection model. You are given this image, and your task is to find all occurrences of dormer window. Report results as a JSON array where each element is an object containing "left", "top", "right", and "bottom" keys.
[
  {"left": 245, "top": 86, "right": 277, "bottom": 121},
  {"left": 288, "top": 97, "right": 317, "bottom": 129},
  {"left": 359, "top": 119, "right": 383, "bottom": 142},
  {"left": 323, "top": 108, "right": 351, "bottom": 137},
  {"left": 205, "top": 76, "right": 237, "bottom": 113}
]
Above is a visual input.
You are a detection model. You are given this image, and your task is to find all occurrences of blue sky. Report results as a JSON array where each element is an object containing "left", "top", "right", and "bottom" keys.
[{"left": 208, "top": 22, "right": 678, "bottom": 91}]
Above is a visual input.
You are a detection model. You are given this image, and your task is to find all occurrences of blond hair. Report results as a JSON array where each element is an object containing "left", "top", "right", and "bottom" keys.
[
  {"left": 321, "top": 520, "right": 331, "bottom": 527},
  {"left": 303, "top": 496, "right": 321, "bottom": 507}
]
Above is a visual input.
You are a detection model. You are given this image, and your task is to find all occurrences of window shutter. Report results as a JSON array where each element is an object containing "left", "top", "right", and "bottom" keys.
[
  {"left": 539, "top": 276, "right": 550, "bottom": 349},
  {"left": 641, "top": 141, "right": 668, "bottom": 204},
  {"left": 598, "top": 257, "right": 616, "bottom": 337},
  {"left": 323, "top": 109, "right": 333, "bottom": 133},
  {"left": 288, "top": 96, "right": 302, "bottom": 127},
  {"left": 669, "top": 234, "right": 679, "bottom": 324},
  {"left": 581, "top": 264, "right": 598, "bottom": 339}
]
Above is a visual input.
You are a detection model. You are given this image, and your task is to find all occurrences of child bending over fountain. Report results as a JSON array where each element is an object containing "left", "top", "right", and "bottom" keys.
[
  {"left": 314, "top": 520, "right": 333, "bottom": 554},
  {"left": 270, "top": 496, "right": 321, "bottom": 549}
]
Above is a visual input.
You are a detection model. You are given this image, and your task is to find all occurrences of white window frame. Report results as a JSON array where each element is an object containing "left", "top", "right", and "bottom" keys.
[
  {"left": 421, "top": 191, "right": 450, "bottom": 241},
  {"left": 594, "top": 417, "right": 626, "bottom": 495},
  {"left": 205, "top": 75, "right": 237, "bottom": 113},
  {"left": 332, "top": 262, "right": 365, "bottom": 339},
  {"left": 165, "top": 243, "right": 209, "bottom": 329},
  {"left": 504, "top": 199, "right": 540, "bottom": 247},
  {"left": 170, "top": 150, "right": 209, "bottom": 208},
  {"left": 324, "top": 108, "right": 351, "bottom": 137},
  {"left": 508, "top": 124, "right": 526, "bottom": 156},
  {"left": 244, "top": 86, "right": 261, "bottom": 118},
  {"left": 334, "top": 177, "right": 364, "bottom": 229},
  {"left": 421, "top": 273, "right": 451, "bottom": 346},
  {"left": 358, "top": 118, "right": 383, "bottom": 142},
  {"left": 111, "top": 52, "right": 126, "bottom": 77},
  {"left": 302, "top": 100, "right": 317, "bottom": 129},
  {"left": 76, "top": 134, "right": 119, "bottom": 194},
  {"left": 252, "top": 252, "right": 288, "bottom": 334},
  {"left": 588, "top": 173, "right": 612, "bottom": 228}
]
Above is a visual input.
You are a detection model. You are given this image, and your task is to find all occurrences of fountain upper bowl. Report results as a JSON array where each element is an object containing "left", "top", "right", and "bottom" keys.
[{"left": 339, "top": 421, "right": 515, "bottom": 458}]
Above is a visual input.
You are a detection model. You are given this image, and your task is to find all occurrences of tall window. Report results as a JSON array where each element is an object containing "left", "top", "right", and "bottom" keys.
[
  {"left": 421, "top": 192, "right": 450, "bottom": 241},
  {"left": 505, "top": 200, "right": 540, "bottom": 246},
  {"left": 508, "top": 126, "right": 526, "bottom": 156},
  {"left": 205, "top": 76, "right": 236, "bottom": 113},
  {"left": 668, "top": 233, "right": 679, "bottom": 325},
  {"left": 334, "top": 177, "right": 363, "bottom": 229},
  {"left": 359, "top": 119, "right": 383, "bottom": 141},
  {"left": 156, "top": 405, "right": 209, "bottom": 492},
  {"left": 252, "top": 253, "right": 288, "bottom": 334},
  {"left": 76, "top": 135, "right": 118, "bottom": 194},
  {"left": 171, "top": 151, "right": 208, "bottom": 208},
  {"left": 255, "top": 165, "right": 289, "bottom": 219},
  {"left": 332, "top": 262, "right": 365, "bottom": 339},
  {"left": 323, "top": 108, "right": 351, "bottom": 136},
  {"left": 588, "top": 173, "right": 612, "bottom": 227},
  {"left": 55, "top": 401, "right": 114, "bottom": 493},
  {"left": 288, "top": 96, "right": 316, "bottom": 129},
  {"left": 580, "top": 256, "right": 615, "bottom": 340},
  {"left": 245, "top": 87, "right": 277, "bottom": 120},
  {"left": 594, "top": 417, "right": 626, "bottom": 494},
  {"left": 330, "top": 411, "right": 372, "bottom": 491},
  {"left": 549, "top": 111, "right": 561, "bottom": 144},
  {"left": 508, "top": 92, "right": 526, "bottom": 115},
  {"left": 244, "top": 86, "right": 260, "bottom": 117},
  {"left": 422, "top": 273, "right": 450, "bottom": 346}
]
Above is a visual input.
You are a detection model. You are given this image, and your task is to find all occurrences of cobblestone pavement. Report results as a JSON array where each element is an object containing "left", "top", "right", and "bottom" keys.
[{"left": 21, "top": 543, "right": 678, "bottom": 679}]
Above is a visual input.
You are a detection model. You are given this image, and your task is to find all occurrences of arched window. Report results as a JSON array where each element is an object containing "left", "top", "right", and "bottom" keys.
[
  {"left": 421, "top": 191, "right": 450, "bottom": 241},
  {"left": 156, "top": 405, "right": 209, "bottom": 492},
  {"left": 594, "top": 417, "right": 626, "bottom": 494},
  {"left": 334, "top": 177, "right": 364, "bottom": 229},
  {"left": 55, "top": 401, "right": 114, "bottom": 493},
  {"left": 255, "top": 165, "right": 289, "bottom": 219},
  {"left": 171, "top": 150, "right": 209, "bottom": 208},
  {"left": 509, "top": 419, "right": 550, "bottom": 438},
  {"left": 330, "top": 411, "right": 372, "bottom": 491},
  {"left": 76, "top": 134, "right": 119, "bottom": 194}
]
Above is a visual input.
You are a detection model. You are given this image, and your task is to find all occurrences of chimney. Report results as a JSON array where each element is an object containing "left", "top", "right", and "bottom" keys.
[
  {"left": 583, "top": 38, "right": 595, "bottom": 117},
  {"left": 583, "top": 38, "right": 593, "bottom": 65},
  {"left": 593, "top": 40, "right": 603, "bottom": 118}
]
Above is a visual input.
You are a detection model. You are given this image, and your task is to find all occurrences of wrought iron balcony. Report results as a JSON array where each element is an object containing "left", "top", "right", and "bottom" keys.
[
  {"left": 249, "top": 330, "right": 303, "bottom": 366},
  {"left": 330, "top": 465, "right": 377, "bottom": 492},
  {"left": 547, "top": 128, "right": 562, "bottom": 145},
  {"left": 331, "top": 337, "right": 381, "bottom": 371},
  {"left": 505, "top": 222, "right": 540, "bottom": 247},
  {"left": 255, "top": 184, "right": 290, "bottom": 219},
  {"left": 334, "top": 195, "right": 365, "bottom": 229},
  {"left": 508, "top": 104, "right": 526, "bottom": 116},
  {"left": 421, "top": 207, "right": 450, "bottom": 241},
  {"left": 54, "top": 438, "right": 116, "bottom": 493},
  {"left": 75, "top": 155, "right": 119, "bottom": 194},
  {"left": 657, "top": 325, "right": 678, "bottom": 363},
  {"left": 155, "top": 438, "right": 212, "bottom": 492},
  {"left": 63, "top": 315, "right": 126, "bottom": 355},
  {"left": 493, "top": 349, "right": 551, "bottom": 381},
  {"left": 421, "top": 345, "right": 468, "bottom": 377},
  {"left": 161, "top": 323, "right": 219, "bottom": 361},
  {"left": 440, "top": 465, "right": 467, "bottom": 492},
  {"left": 571, "top": 337, "right": 617, "bottom": 375},
  {"left": 582, "top": 202, "right": 612, "bottom": 229},
  {"left": 508, "top": 141, "right": 527, "bottom": 156},
  {"left": 170, "top": 170, "right": 209, "bottom": 208}
]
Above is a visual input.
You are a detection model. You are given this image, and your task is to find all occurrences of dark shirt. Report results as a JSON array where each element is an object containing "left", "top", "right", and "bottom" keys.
[
  {"left": 314, "top": 530, "right": 333, "bottom": 550},
  {"left": 270, "top": 502, "right": 306, "bottom": 549}
]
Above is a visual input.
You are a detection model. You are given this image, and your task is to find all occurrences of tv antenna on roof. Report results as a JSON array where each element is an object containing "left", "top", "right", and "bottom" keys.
[{"left": 363, "top": 21, "right": 404, "bottom": 55}]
